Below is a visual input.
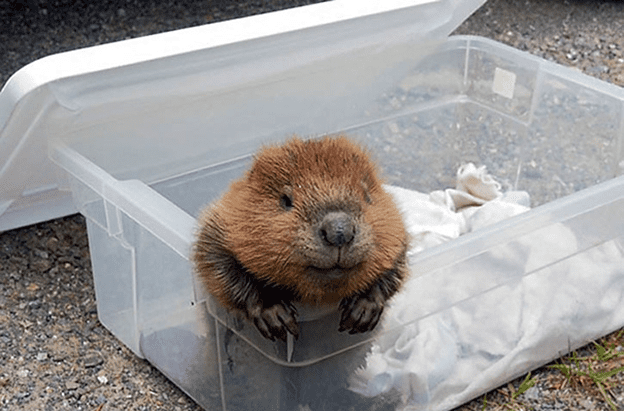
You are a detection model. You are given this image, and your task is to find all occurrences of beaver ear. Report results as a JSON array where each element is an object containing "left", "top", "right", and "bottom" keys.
[{"left": 360, "top": 176, "right": 374, "bottom": 205}]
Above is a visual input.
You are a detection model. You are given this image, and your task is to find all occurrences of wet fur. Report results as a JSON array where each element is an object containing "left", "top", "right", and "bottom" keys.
[{"left": 192, "top": 135, "right": 409, "bottom": 341}]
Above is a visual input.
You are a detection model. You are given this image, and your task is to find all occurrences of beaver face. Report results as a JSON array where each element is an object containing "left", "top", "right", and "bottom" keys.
[
  {"left": 219, "top": 136, "right": 408, "bottom": 305},
  {"left": 194, "top": 135, "right": 409, "bottom": 340}
]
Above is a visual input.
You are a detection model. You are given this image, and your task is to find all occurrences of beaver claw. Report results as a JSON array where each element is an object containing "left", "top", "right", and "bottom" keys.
[
  {"left": 248, "top": 301, "right": 299, "bottom": 342},
  {"left": 338, "top": 292, "right": 384, "bottom": 334}
]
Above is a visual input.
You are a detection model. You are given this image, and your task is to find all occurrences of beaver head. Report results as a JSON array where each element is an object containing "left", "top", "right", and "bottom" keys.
[{"left": 215, "top": 136, "right": 408, "bottom": 305}]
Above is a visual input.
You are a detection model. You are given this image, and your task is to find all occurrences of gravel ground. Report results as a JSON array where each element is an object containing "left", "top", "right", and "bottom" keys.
[{"left": 1, "top": 1, "right": 624, "bottom": 410}]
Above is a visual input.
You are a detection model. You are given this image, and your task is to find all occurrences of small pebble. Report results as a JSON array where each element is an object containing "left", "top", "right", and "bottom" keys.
[
  {"left": 83, "top": 354, "right": 104, "bottom": 368},
  {"left": 33, "top": 249, "right": 48, "bottom": 259},
  {"left": 16, "top": 369, "right": 29, "bottom": 378},
  {"left": 523, "top": 385, "right": 540, "bottom": 401},
  {"left": 65, "top": 381, "right": 80, "bottom": 391},
  {"left": 580, "top": 399, "right": 596, "bottom": 410}
]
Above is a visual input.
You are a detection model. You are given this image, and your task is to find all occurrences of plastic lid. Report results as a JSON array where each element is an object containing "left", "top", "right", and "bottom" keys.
[{"left": 0, "top": 0, "right": 486, "bottom": 231}]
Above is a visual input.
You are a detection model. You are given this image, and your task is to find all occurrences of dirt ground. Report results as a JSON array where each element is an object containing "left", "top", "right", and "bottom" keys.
[{"left": 1, "top": 0, "right": 624, "bottom": 410}]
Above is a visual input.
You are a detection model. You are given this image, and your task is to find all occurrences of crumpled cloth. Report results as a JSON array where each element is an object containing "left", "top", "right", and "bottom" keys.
[
  {"left": 348, "top": 164, "right": 624, "bottom": 411},
  {"left": 384, "top": 163, "right": 530, "bottom": 256}
]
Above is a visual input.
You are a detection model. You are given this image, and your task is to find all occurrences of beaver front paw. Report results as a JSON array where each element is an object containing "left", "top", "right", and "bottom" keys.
[
  {"left": 247, "top": 300, "right": 299, "bottom": 342},
  {"left": 338, "top": 291, "right": 384, "bottom": 334}
]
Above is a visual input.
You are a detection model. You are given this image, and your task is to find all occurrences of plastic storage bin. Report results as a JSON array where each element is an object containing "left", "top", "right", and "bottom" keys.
[{"left": 3, "top": 0, "right": 624, "bottom": 410}]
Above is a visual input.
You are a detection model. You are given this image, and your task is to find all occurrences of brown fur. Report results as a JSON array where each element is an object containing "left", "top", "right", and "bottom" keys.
[{"left": 192, "top": 135, "right": 409, "bottom": 341}]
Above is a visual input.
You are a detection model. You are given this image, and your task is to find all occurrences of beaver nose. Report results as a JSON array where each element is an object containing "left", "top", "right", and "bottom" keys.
[{"left": 319, "top": 212, "right": 355, "bottom": 247}]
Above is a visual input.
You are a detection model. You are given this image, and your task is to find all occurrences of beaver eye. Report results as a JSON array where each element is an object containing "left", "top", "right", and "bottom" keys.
[{"left": 280, "top": 194, "right": 294, "bottom": 210}]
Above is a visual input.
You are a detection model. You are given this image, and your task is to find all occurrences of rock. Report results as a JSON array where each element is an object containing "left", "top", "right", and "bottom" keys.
[
  {"left": 580, "top": 399, "right": 595, "bottom": 410},
  {"left": 523, "top": 385, "right": 540, "bottom": 401},
  {"left": 31, "top": 258, "right": 51, "bottom": 272},
  {"left": 65, "top": 381, "right": 80, "bottom": 391},
  {"left": 16, "top": 369, "right": 29, "bottom": 378},
  {"left": 45, "top": 237, "right": 59, "bottom": 252},
  {"left": 83, "top": 353, "right": 104, "bottom": 368},
  {"left": 33, "top": 249, "right": 48, "bottom": 259}
]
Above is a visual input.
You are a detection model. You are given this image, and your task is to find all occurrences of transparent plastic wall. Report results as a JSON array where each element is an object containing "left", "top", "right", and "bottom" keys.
[{"left": 48, "top": 36, "right": 624, "bottom": 411}]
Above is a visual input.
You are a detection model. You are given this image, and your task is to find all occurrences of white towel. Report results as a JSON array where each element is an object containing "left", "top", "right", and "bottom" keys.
[
  {"left": 349, "top": 164, "right": 624, "bottom": 411},
  {"left": 384, "top": 163, "right": 530, "bottom": 255}
]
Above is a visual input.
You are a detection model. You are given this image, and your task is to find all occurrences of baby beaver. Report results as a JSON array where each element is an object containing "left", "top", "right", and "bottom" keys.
[{"left": 192, "top": 135, "right": 409, "bottom": 342}]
